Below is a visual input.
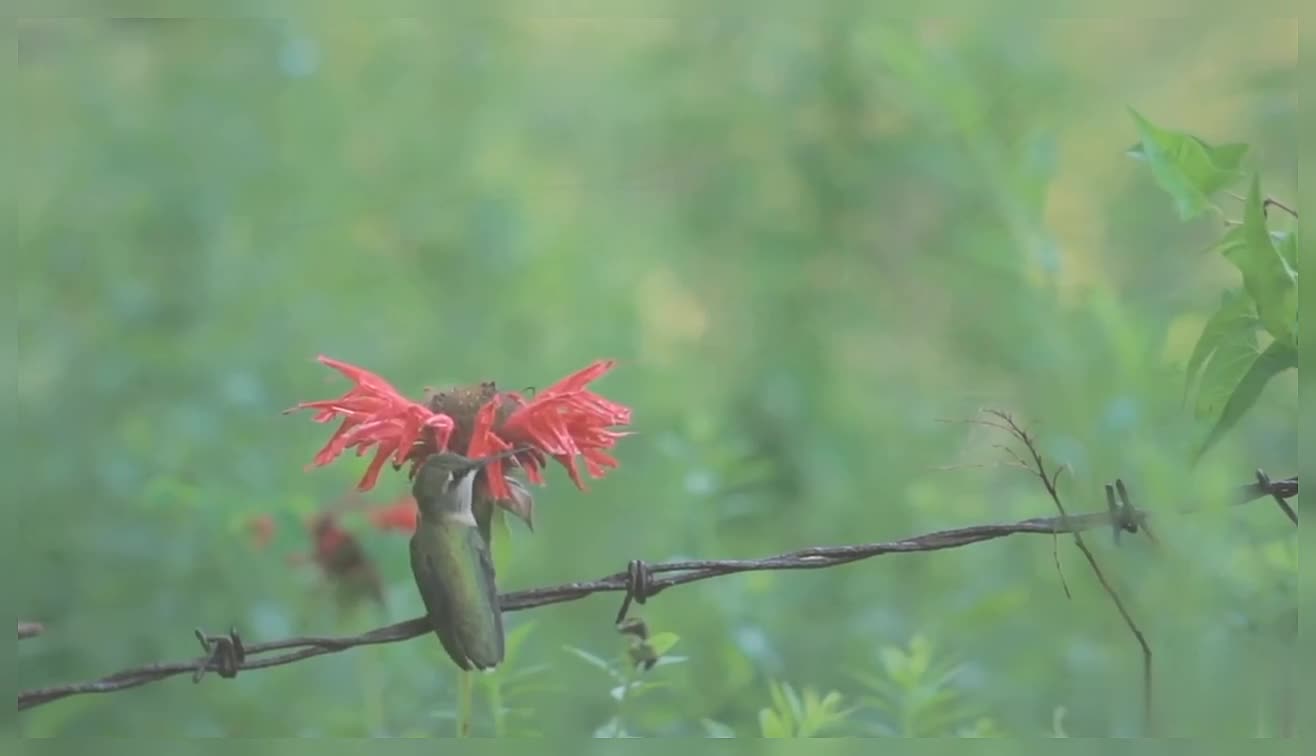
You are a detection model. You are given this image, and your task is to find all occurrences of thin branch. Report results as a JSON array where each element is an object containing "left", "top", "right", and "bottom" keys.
[
  {"left": 985, "top": 411, "right": 1153, "bottom": 734},
  {"left": 16, "top": 469, "right": 1295, "bottom": 713},
  {"left": 1224, "top": 191, "right": 1299, "bottom": 220},
  {"left": 984, "top": 410, "right": 1179, "bottom": 737},
  {"left": 1263, "top": 197, "right": 1298, "bottom": 219}
]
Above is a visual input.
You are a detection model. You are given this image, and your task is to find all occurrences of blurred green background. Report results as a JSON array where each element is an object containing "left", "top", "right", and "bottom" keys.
[{"left": 13, "top": 8, "right": 1298, "bottom": 738}]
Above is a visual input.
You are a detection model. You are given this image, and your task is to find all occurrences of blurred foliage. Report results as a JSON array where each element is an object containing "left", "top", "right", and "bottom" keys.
[{"left": 12, "top": 6, "right": 1297, "bottom": 739}]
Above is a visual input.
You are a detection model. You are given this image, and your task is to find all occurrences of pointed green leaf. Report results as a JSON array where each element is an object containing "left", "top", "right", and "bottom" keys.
[
  {"left": 781, "top": 681, "right": 805, "bottom": 721},
  {"left": 1275, "top": 229, "right": 1297, "bottom": 271},
  {"left": 1223, "top": 174, "right": 1297, "bottom": 347},
  {"left": 1127, "top": 109, "right": 1248, "bottom": 219},
  {"left": 906, "top": 635, "right": 933, "bottom": 680},
  {"left": 646, "top": 631, "right": 680, "bottom": 658},
  {"left": 879, "top": 646, "right": 906, "bottom": 678},
  {"left": 767, "top": 681, "right": 791, "bottom": 726},
  {"left": 561, "top": 645, "right": 620, "bottom": 680},
  {"left": 1192, "top": 309, "right": 1260, "bottom": 420},
  {"left": 802, "top": 687, "right": 822, "bottom": 715},
  {"left": 1184, "top": 289, "right": 1259, "bottom": 406},
  {"left": 1194, "top": 340, "right": 1297, "bottom": 462},
  {"left": 759, "top": 708, "right": 788, "bottom": 738}
]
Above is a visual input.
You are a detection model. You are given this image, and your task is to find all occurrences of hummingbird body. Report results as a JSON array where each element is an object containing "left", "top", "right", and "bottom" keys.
[{"left": 409, "top": 453, "right": 507, "bottom": 670}]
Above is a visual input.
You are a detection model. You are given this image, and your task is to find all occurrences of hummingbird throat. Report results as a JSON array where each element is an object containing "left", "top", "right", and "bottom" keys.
[{"left": 437, "top": 470, "right": 479, "bottom": 527}]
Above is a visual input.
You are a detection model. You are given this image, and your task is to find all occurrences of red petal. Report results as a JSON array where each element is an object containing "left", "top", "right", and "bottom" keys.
[
  {"left": 540, "top": 359, "right": 617, "bottom": 394},
  {"left": 493, "top": 360, "right": 629, "bottom": 491},
  {"left": 465, "top": 397, "right": 503, "bottom": 457},
  {"left": 358, "top": 445, "right": 396, "bottom": 490},
  {"left": 316, "top": 354, "right": 407, "bottom": 397},
  {"left": 291, "top": 357, "right": 458, "bottom": 491},
  {"left": 467, "top": 398, "right": 515, "bottom": 500}
]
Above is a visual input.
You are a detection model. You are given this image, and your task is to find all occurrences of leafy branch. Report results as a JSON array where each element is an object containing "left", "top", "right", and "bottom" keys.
[
  {"left": 18, "top": 448, "right": 1296, "bottom": 718},
  {"left": 1127, "top": 110, "right": 1298, "bottom": 461}
]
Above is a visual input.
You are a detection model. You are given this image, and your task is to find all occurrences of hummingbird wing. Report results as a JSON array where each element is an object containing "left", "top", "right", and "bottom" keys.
[{"left": 409, "top": 520, "right": 505, "bottom": 671}]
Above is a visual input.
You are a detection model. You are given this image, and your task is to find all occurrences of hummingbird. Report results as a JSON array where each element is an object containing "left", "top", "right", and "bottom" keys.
[{"left": 409, "top": 448, "right": 523, "bottom": 671}]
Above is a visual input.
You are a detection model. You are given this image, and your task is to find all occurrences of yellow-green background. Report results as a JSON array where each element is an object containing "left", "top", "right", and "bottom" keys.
[{"left": 12, "top": 6, "right": 1298, "bottom": 738}]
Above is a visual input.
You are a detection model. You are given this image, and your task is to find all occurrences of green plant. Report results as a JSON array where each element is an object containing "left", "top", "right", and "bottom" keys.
[
  {"left": 852, "top": 635, "right": 1001, "bottom": 737},
  {"left": 757, "top": 680, "right": 854, "bottom": 738},
  {"left": 474, "top": 622, "right": 558, "bottom": 737},
  {"left": 1127, "top": 110, "right": 1298, "bottom": 460},
  {"left": 564, "top": 627, "right": 684, "bottom": 738}
]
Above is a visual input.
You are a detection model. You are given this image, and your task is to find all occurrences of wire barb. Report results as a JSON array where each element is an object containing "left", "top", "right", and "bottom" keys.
[
  {"left": 1256, "top": 469, "right": 1298, "bottom": 525},
  {"left": 192, "top": 627, "right": 245, "bottom": 683},
  {"left": 615, "top": 560, "right": 656, "bottom": 625}
]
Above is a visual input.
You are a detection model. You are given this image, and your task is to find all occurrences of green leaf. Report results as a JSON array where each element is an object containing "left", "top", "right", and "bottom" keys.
[
  {"left": 1194, "top": 340, "right": 1298, "bottom": 462},
  {"left": 781, "top": 681, "right": 804, "bottom": 721},
  {"left": 879, "top": 646, "right": 907, "bottom": 679},
  {"left": 593, "top": 716, "right": 628, "bottom": 738},
  {"left": 1051, "top": 706, "right": 1070, "bottom": 738},
  {"left": 1127, "top": 109, "right": 1248, "bottom": 219},
  {"left": 1222, "top": 175, "right": 1298, "bottom": 347},
  {"left": 759, "top": 708, "right": 789, "bottom": 738},
  {"left": 1184, "top": 289, "right": 1259, "bottom": 408},
  {"left": 1274, "top": 229, "right": 1298, "bottom": 271},
  {"left": 561, "top": 646, "right": 620, "bottom": 680},
  {"left": 701, "top": 718, "right": 737, "bottom": 738},
  {"left": 610, "top": 679, "right": 671, "bottom": 701},
  {"left": 647, "top": 631, "right": 680, "bottom": 658},
  {"left": 766, "top": 681, "right": 793, "bottom": 730},
  {"left": 906, "top": 635, "right": 933, "bottom": 680}
]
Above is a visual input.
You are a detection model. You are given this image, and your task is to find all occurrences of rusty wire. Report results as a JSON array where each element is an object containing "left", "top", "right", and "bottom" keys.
[{"left": 17, "top": 469, "right": 1295, "bottom": 713}]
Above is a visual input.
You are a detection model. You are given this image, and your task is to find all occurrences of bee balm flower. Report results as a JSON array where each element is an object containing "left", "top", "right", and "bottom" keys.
[{"left": 289, "top": 356, "right": 631, "bottom": 524}]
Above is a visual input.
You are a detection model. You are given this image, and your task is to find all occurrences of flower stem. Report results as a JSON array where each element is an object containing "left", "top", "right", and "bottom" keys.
[{"left": 457, "top": 669, "right": 474, "bottom": 737}]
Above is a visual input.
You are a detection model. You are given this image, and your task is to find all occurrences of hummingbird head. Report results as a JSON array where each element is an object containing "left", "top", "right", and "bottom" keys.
[{"left": 411, "top": 448, "right": 528, "bottom": 517}]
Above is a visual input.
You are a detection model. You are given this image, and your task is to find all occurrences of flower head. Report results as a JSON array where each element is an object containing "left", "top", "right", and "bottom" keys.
[
  {"left": 465, "top": 360, "right": 632, "bottom": 500},
  {"left": 291, "top": 356, "right": 631, "bottom": 525}
]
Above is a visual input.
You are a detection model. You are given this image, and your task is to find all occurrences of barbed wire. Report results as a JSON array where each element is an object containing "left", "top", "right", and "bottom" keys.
[{"left": 17, "top": 465, "right": 1295, "bottom": 713}]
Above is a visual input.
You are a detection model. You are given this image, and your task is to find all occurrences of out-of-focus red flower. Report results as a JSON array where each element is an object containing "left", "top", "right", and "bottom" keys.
[
  {"left": 286, "top": 355, "right": 456, "bottom": 491},
  {"left": 306, "top": 512, "right": 384, "bottom": 607},
  {"left": 246, "top": 514, "right": 277, "bottom": 550},
  {"left": 290, "top": 356, "right": 631, "bottom": 517},
  {"left": 367, "top": 496, "right": 419, "bottom": 534}
]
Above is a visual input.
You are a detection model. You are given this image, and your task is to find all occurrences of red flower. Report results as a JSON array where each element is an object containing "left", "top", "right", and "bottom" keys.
[
  {"left": 312, "top": 517, "right": 349, "bottom": 561},
  {"left": 286, "top": 355, "right": 456, "bottom": 490},
  {"left": 246, "top": 514, "right": 277, "bottom": 550},
  {"left": 368, "top": 496, "right": 420, "bottom": 534},
  {"left": 290, "top": 356, "right": 630, "bottom": 513},
  {"left": 472, "top": 360, "right": 632, "bottom": 499}
]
